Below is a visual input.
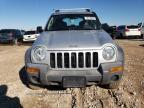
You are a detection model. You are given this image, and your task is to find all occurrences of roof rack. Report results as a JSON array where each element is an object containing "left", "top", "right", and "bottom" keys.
[{"left": 55, "top": 8, "right": 91, "bottom": 13}]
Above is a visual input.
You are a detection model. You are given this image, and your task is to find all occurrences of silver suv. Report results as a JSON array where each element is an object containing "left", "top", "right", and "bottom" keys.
[{"left": 25, "top": 9, "right": 124, "bottom": 89}]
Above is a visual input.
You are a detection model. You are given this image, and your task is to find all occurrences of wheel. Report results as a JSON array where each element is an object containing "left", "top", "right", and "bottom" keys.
[
  {"left": 107, "top": 81, "right": 120, "bottom": 89},
  {"left": 24, "top": 68, "right": 41, "bottom": 90},
  {"left": 136, "top": 35, "right": 140, "bottom": 39},
  {"left": 141, "top": 34, "right": 144, "bottom": 39},
  {"left": 26, "top": 76, "right": 41, "bottom": 90},
  {"left": 17, "top": 39, "right": 23, "bottom": 46},
  {"left": 120, "top": 33, "right": 124, "bottom": 39},
  {"left": 28, "top": 83, "right": 41, "bottom": 90},
  {"left": 112, "top": 34, "right": 116, "bottom": 40},
  {"left": 12, "top": 38, "right": 18, "bottom": 45}
]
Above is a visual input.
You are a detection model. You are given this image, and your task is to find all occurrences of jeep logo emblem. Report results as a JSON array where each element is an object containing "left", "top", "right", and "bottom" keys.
[{"left": 69, "top": 45, "right": 78, "bottom": 47}]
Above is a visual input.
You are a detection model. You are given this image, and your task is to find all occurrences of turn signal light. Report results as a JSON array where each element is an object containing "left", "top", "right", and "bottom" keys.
[
  {"left": 26, "top": 67, "right": 40, "bottom": 74},
  {"left": 110, "top": 66, "right": 123, "bottom": 73}
]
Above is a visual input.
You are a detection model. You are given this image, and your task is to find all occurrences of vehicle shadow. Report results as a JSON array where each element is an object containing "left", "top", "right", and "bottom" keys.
[
  {"left": 139, "top": 44, "right": 144, "bottom": 47},
  {"left": 0, "top": 42, "right": 33, "bottom": 46},
  {"left": 19, "top": 66, "right": 66, "bottom": 91},
  {"left": 0, "top": 43, "right": 15, "bottom": 46},
  {"left": 127, "top": 39, "right": 144, "bottom": 41},
  {"left": 115, "top": 35, "right": 144, "bottom": 40},
  {"left": 0, "top": 85, "right": 23, "bottom": 108},
  {"left": 21, "top": 42, "right": 33, "bottom": 46}
]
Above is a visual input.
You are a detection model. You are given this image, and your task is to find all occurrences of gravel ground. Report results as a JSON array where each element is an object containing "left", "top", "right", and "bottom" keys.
[{"left": 0, "top": 39, "right": 144, "bottom": 108}]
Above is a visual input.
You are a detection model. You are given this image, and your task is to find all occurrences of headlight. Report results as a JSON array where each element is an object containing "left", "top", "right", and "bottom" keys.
[
  {"left": 33, "top": 46, "right": 47, "bottom": 61},
  {"left": 102, "top": 46, "right": 115, "bottom": 60}
]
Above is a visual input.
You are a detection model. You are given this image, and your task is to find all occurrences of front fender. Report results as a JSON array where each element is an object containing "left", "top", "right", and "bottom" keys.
[
  {"left": 25, "top": 48, "right": 32, "bottom": 65},
  {"left": 116, "top": 45, "right": 124, "bottom": 63}
]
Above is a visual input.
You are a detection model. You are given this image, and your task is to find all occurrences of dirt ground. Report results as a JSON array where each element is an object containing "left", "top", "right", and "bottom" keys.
[{"left": 0, "top": 39, "right": 144, "bottom": 108}]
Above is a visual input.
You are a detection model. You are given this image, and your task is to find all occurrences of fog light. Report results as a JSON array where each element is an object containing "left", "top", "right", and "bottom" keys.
[
  {"left": 111, "top": 75, "right": 119, "bottom": 81},
  {"left": 32, "top": 76, "right": 40, "bottom": 82},
  {"left": 110, "top": 66, "right": 123, "bottom": 73},
  {"left": 26, "top": 67, "right": 40, "bottom": 74}
]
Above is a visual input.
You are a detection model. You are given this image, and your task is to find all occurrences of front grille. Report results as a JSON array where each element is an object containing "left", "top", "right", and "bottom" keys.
[{"left": 50, "top": 52, "right": 98, "bottom": 69}]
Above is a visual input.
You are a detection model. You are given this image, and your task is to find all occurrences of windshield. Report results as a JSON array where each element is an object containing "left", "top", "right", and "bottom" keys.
[
  {"left": 45, "top": 14, "right": 99, "bottom": 31},
  {"left": 127, "top": 25, "right": 139, "bottom": 29},
  {"left": 24, "top": 31, "right": 36, "bottom": 35}
]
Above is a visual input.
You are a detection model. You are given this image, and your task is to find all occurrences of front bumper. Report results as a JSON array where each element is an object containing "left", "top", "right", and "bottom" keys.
[
  {"left": 124, "top": 32, "right": 141, "bottom": 36},
  {"left": 25, "top": 61, "right": 123, "bottom": 86},
  {"left": 23, "top": 38, "right": 37, "bottom": 42}
]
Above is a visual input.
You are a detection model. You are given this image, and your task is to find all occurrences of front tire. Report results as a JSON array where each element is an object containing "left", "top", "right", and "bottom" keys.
[
  {"left": 120, "top": 33, "right": 124, "bottom": 39},
  {"left": 28, "top": 83, "right": 41, "bottom": 90},
  {"left": 141, "top": 34, "right": 144, "bottom": 39},
  {"left": 12, "top": 38, "right": 18, "bottom": 45}
]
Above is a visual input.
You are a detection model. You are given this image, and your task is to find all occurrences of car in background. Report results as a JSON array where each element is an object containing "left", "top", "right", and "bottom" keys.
[
  {"left": 116, "top": 25, "right": 141, "bottom": 38},
  {"left": 109, "top": 26, "right": 117, "bottom": 39},
  {"left": 23, "top": 30, "right": 40, "bottom": 42},
  {"left": 101, "top": 23, "right": 117, "bottom": 39},
  {"left": 138, "top": 22, "right": 144, "bottom": 39},
  {"left": 0, "top": 29, "right": 23, "bottom": 44}
]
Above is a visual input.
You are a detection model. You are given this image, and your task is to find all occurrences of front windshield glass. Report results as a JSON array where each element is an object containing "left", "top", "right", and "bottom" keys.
[
  {"left": 46, "top": 14, "right": 99, "bottom": 31},
  {"left": 24, "top": 31, "right": 36, "bottom": 35}
]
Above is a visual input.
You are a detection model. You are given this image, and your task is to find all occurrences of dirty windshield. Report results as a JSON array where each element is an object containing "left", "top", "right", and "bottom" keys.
[{"left": 46, "top": 14, "right": 99, "bottom": 31}]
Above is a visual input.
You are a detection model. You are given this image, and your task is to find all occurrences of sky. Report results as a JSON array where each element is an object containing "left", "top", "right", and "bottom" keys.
[{"left": 0, "top": 0, "right": 143, "bottom": 30}]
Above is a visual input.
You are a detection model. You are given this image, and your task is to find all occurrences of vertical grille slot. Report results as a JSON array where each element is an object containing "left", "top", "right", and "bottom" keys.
[
  {"left": 50, "top": 51, "right": 98, "bottom": 69},
  {"left": 50, "top": 53, "right": 55, "bottom": 68},
  {"left": 78, "top": 52, "right": 84, "bottom": 68},
  {"left": 64, "top": 53, "right": 69, "bottom": 68},
  {"left": 57, "top": 53, "right": 62, "bottom": 68},
  {"left": 93, "top": 52, "right": 98, "bottom": 67},
  {"left": 71, "top": 53, "right": 77, "bottom": 68},
  {"left": 86, "top": 52, "right": 91, "bottom": 68}
]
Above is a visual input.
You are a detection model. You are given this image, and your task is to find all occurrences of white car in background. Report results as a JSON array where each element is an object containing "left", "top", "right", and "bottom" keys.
[
  {"left": 23, "top": 30, "right": 40, "bottom": 42},
  {"left": 116, "top": 25, "right": 141, "bottom": 38}
]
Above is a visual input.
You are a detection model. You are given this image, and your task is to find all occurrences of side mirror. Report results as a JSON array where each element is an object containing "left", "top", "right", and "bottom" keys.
[{"left": 37, "top": 26, "right": 43, "bottom": 33}]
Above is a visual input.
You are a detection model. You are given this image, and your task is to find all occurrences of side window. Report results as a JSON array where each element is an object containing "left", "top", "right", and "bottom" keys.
[
  {"left": 142, "top": 23, "right": 144, "bottom": 28},
  {"left": 47, "top": 17, "right": 54, "bottom": 30},
  {"left": 14, "top": 30, "right": 21, "bottom": 35},
  {"left": 138, "top": 23, "right": 142, "bottom": 27},
  {"left": 118, "top": 26, "right": 122, "bottom": 30},
  {"left": 121, "top": 26, "right": 125, "bottom": 30},
  {"left": 117, "top": 27, "right": 120, "bottom": 30},
  {"left": 119, "top": 26, "right": 122, "bottom": 30},
  {"left": 118, "top": 26, "right": 125, "bottom": 30}
]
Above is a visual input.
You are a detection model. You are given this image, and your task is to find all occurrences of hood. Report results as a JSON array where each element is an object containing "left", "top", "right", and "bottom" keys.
[{"left": 33, "top": 30, "right": 114, "bottom": 50}]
